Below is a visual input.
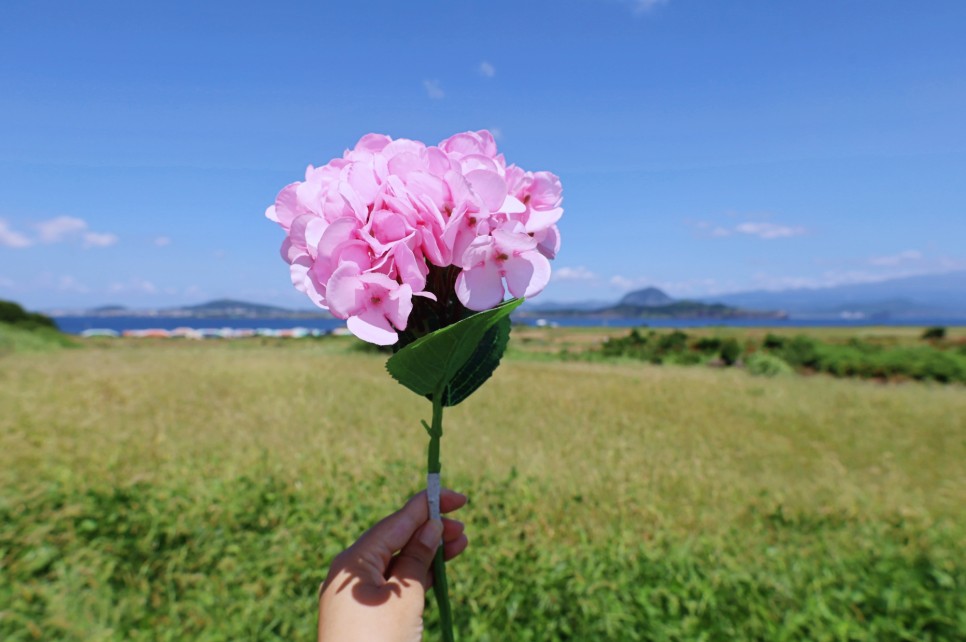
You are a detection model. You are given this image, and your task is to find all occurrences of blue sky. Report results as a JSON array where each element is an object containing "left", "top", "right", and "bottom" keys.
[{"left": 2, "top": 0, "right": 965, "bottom": 310}]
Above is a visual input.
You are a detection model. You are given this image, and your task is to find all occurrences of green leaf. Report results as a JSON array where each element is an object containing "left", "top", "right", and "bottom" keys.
[{"left": 386, "top": 298, "right": 523, "bottom": 406}]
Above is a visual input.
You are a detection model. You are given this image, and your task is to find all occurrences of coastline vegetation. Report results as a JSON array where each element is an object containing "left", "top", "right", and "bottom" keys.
[
  {"left": 0, "top": 300, "right": 76, "bottom": 354},
  {"left": 548, "top": 326, "right": 966, "bottom": 384}
]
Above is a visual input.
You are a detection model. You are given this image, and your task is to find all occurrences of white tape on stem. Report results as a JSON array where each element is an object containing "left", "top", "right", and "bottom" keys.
[{"left": 427, "top": 472, "right": 441, "bottom": 521}]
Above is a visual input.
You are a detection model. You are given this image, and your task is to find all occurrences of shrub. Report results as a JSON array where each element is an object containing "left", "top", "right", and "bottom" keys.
[
  {"left": 0, "top": 299, "right": 57, "bottom": 331},
  {"left": 656, "top": 330, "right": 689, "bottom": 355},
  {"left": 922, "top": 326, "right": 947, "bottom": 341},
  {"left": 777, "top": 335, "right": 821, "bottom": 369},
  {"left": 719, "top": 337, "right": 742, "bottom": 366},
  {"left": 762, "top": 333, "right": 785, "bottom": 350},
  {"left": 746, "top": 352, "right": 793, "bottom": 377},
  {"left": 693, "top": 337, "right": 722, "bottom": 353}
]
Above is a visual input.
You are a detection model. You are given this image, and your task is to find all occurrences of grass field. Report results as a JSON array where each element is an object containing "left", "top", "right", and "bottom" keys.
[{"left": 2, "top": 333, "right": 965, "bottom": 640}]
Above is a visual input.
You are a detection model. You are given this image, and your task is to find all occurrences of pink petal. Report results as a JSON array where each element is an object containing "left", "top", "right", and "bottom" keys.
[
  {"left": 385, "top": 283, "right": 414, "bottom": 330},
  {"left": 527, "top": 171, "right": 563, "bottom": 208},
  {"left": 393, "top": 243, "right": 427, "bottom": 292},
  {"left": 333, "top": 240, "right": 372, "bottom": 271},
  {"left": 455, "top": 263, "right": 505, "bottom": 311},
  {"left": 358, "top": 271, "right": 398, "bottom": 290},
  {"left": 500, "top": 195, "right": 527, "bottom": 215},
  {"left": 406, "top": 171, "right": 448, "bottom": 210},
  {"left": 536, "top": 224, "right": 561, "bottom": 259},
  {"left": 387, "top": 152, "right": 423, "bottom": 179},
  {"left": 413, "top": 290, "right": 438, "bottom": 302},
  {"left": 346, "top": 160, "right": 380, "bottom": 203},
  {"left": 493, "top": 228, "right": 537, "bottom": 252},
  {"left": 338, "top": 181, "right": 368, "bottom": 221},
  {"left": 460, "top": 235, "right": 495, "bottom": 270},
  {"left": 325, "top": 263, "right": 365, "bottom": 318},
  {"left": 289, "top": 255, "right": 312, "bottom": 293},
  {"left": 525, "top": 206, "right": 563, "bottom": 233},
  {"left": 503, "top": 250, "right": 551, "bottom": 299},
  {"left": 465, "top": 169, "right": 507, "bottom": 212},
  {"left": 318, "top": 217, "right": 359, "bottom": 261},
  {"left": 347, "top": 308, "right": 398, "bottom": 346},
  {"left": 353, "top": 133, "right": 392, "bottom": 153},
  {"left": 303, "top": 217, "right": 327, "bottom": 260}
]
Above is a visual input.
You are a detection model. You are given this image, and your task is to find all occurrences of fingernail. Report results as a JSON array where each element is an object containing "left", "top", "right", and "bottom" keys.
[{"left": 419, "top": 519, "right": 443, "bottom": 548}]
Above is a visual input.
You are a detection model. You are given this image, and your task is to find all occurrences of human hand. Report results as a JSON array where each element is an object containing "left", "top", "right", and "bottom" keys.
[{"left": 318, "top": 489, "right": 469, "bottom": 642}]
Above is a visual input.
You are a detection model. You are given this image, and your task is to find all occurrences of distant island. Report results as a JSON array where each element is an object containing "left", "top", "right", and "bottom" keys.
[
  {"left": 518, "top": 287, "right": 787, "bottom": 320},
  {"left": 55, "top": 299, "right": 333, "bottom": 319}
]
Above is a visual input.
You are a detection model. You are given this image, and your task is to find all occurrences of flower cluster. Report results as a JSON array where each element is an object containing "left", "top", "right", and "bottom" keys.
[{"left": 266, "top": 130, "right": 562, "bottom": 345}]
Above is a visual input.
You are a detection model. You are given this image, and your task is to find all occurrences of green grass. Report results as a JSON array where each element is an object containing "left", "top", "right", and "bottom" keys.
[
  {"left": 0, "top": 322, "right": 77, "bottom": 355},
  {"left": 1, "top": 336, "right": 965, "bottom": 640}
]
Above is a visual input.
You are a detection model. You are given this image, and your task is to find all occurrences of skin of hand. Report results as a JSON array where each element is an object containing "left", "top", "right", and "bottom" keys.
[{"left": 318, "top": 489, "right": 469, "bottom": 642}]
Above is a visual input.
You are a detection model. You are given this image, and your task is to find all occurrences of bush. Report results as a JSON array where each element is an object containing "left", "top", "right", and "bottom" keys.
[
  {"left": 693, "top": 337, "right": 722, "bottom": 353},
  {"left": 762, "top": 333, "right": 786, "bottom": 350},
  {"left": 922, "top": 326, "right": 947, "bottom": 341},
  {"left": 719, "top": 337, "right": 741, "bottom": 366},
  {"left": 777, "top": 335, "right": 822, "bottom": 369},
  {"left": 746, "top": 352, "right": 793, "bottom": 377},
  {"left": 0, "top": 299, "right": 57, "bottom": 331}
]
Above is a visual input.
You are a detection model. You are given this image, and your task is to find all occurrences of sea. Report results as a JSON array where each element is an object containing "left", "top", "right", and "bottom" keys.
[{"left": 51, "top": 315, "right": 966, "bottom": 335}]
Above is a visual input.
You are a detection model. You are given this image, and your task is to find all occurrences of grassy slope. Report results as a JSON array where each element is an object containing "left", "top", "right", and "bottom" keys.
[
  {"left": 1, "top": 339, "right": 964, "bottom": 640},
  {"left": 0, "top": 322, "right": 76, "bottom": 354}
]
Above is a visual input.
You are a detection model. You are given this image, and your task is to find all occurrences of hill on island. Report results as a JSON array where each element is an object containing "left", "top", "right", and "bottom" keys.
[
  {"left": 69, "top": 299, "right": 332, "bottom": 319},
  {"left": 520, "top": 287, "right": 784, "bottom": 319}
]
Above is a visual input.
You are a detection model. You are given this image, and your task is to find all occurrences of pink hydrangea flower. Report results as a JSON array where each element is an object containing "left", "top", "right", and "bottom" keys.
[{"left": 265, "top": 130, "right": 562, "bottom": 345}]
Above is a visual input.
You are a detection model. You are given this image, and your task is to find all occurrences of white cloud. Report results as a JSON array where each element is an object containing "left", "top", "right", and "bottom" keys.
[
  {"left": 83, "top": 232, "right": 119, "bottom": 248},
  {"left": 14, "top": 215, "right": 121, "bottom": 249},
  {"left": 0, "top": 276, "right": 14, "bottom": 288},
  {"left": 154, "top": 236, "right": 171, "bottom": 247},
  {"left": 423, "top": 79, "right": 445, "bottom": 100},
  {"left": 0, "top": 219, "right": 32, "bottom": 248},
  {"left": 489, "top": 127, "right": 504, "bottom": 140},
  {"left": 868, "top": 249, "right": 922, "bottom": 267},
  {"left": 36, "top": 216, "right": 88, "bottom": 243},
  {"left": 734, "top": 222, "right": 806, "bottom": 239},
  {"left": 553, "top": 266, "right": 597, "bottom": 282},
  {"left": 479, "top": 61, "right": 496, "bottom": 78},
  {"left": 610, "top": 274, "right": 650, "bottom": 290}
]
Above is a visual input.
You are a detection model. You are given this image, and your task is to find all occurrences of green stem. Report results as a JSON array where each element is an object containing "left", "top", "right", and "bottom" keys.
[{"left": 427, "top": 393, "right": 455, "bottom": 642}]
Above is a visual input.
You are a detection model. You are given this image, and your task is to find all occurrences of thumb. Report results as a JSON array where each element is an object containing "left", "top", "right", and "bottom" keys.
[{"left": 389, "top": 518, "right": 443, "bottom": 589}]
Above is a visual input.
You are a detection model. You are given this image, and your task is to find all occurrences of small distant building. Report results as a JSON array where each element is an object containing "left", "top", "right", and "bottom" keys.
[
  {"left": 80, "top": 328, "right": 119, "bottom": 338},
  {"left": 122, "top": 329, "right": 171, "bottom": 338},
  {"left": 171, "top": 327, "right": 203, "bottom": 340}
]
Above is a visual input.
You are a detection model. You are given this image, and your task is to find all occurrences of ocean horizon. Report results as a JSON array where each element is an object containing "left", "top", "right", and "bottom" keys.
[{"left": 51, "top": 315, "right": 966, "bottom": 335}]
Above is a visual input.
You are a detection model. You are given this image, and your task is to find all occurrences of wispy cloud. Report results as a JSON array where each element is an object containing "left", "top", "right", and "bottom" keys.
[
  {"left": 0, "top": 219, "right": 32, "bottom": 248},
  {"left": 629, "top": 0, "right": 668, "bottom": 14},
  {"left": 479, "top": 61, "right": 496, "bottom": 78},
  {"left": 553, "top": 266, "right": 597, "bottom": 282},
  {"left": 423, "top": 79, "right": 445, "bottom": 100},
  {"left": 696, "top": 219, "right": 806, "bottom": 240},
  {"left": 154, "top": 236, "right": 172, "bottom": 247},
  {"left": 0, "top": 276, "right": 14, "bottom": 288},
  {"left": 868, "top": 249, "right": 921, "bottom": 267},
  {"left": 609, "top": 274, "right": 649, "bottom": 289},
  {"left": 734, "top": 222, "right": 806, "bottom": 239},
  {"left": 3, "top": 215, "right": 120, "bottom": 249},
  {"left": 37, "top": 216, "right": 87, "bottom": 243},
  {"left": 83, "top": 232, "right": 119, "bottom": 248}
]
